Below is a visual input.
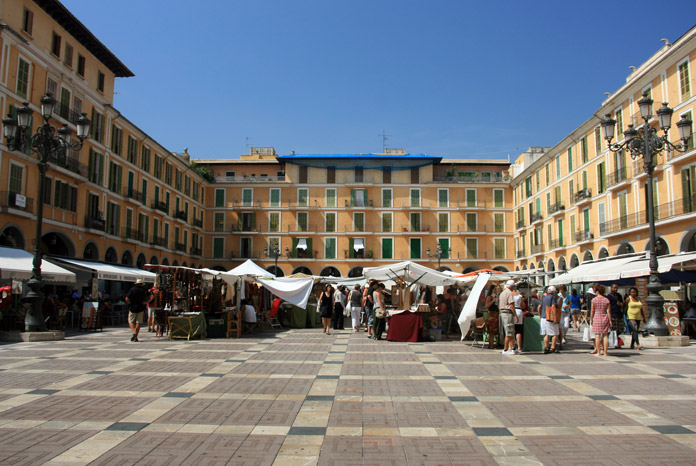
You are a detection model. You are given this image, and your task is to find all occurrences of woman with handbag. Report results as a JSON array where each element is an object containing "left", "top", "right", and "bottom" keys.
[
  {"left": 590, "top": 284, "right": 612, "bottom": 356},
  {"left": 625, "top": 287, "right": 645, "bottom": 350},
  {"left": 349, "top": 284, "right": 363, "bottom": 333},
  {"left": 372, "top": 283, "right": 387, "bottom": 340},
  {"left": 319, "top": 284, "right": 334, "bottom": 335}
]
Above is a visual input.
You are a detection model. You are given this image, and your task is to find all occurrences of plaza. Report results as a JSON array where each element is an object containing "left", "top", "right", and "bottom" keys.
[{"left": 1, "top": 327, "right": 695, "bottom": 465}]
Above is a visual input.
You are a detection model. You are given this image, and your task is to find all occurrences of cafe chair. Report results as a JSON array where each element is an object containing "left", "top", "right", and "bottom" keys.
[
  {"left": 262, "top": 309, "right": 283, "bottom": 330},
  {"left": 471, "top": 317, "right": 487, "bottom": 348}
]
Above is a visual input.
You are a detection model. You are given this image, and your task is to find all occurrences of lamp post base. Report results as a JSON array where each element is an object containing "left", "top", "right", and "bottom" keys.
[
  {"left": 0, "top": 330, "right": 65, "bottom": 342},
  {"left": 640, "top": 334, "right": 689, "bottom": 347},
  {"left": 644, "top": 272, "right": 669, "bottom": 337}
]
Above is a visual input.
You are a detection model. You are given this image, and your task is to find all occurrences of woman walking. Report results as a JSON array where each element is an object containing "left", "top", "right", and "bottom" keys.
[
  {"left": 569, "top": 289, "right": 582, "bottom": 330},
  {"left": 372, "top": 283, "right": 387, "bottom": 340},
  {"left": 319, "top": 284, "right": 334, "bottom": 335},
  {"left": 625, "top": 287, "right": 646, "bottom": 350},
  {"left": 349, "top": 284, "right": 363, "bottom": 332},
  {"left": 590, "top": 284, "right": 612, "bottom": 356}
]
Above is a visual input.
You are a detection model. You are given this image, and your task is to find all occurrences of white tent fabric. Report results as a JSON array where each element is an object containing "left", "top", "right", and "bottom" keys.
[
  {"left": 227, "top": 259, "right": 275, "bottom": 278},
  {"left": 255, "top": 277, "right": 315, "bottom": 308},
  {"left": 0, "top": 246, "right": 76, "bottom": 284},
  {"left": 363, "top": 261, "right": 461, "bottom": 286},
  {"left": 619, "top": 251, "right": 696, "bottom": 278},
  {"left": 549, "top": 254, "right": 644, "bottom": 285},
  {"left": 458, "top": 273, "right": 490, "bottom": 340},
  {"left": 56, "top": 258, "right": 156, "bottom": 283}
]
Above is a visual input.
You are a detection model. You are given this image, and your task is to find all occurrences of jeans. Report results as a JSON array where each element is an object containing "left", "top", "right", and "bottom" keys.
[
  {"left": 628, "top": 319, "right": 642, "bottom": 347},
  {"left": 373, "top": 308, "right": 386, "bottom": 339}
]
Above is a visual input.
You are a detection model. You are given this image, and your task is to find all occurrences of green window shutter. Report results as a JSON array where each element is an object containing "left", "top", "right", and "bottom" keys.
[
  {"left": 141, "top": 179, "right": 147, "bottom": 205},
  {"left": 382, "top": 238, "right": 393, "bottom": 259},
  {"left": 558, "top": 219, "right": 564, "bottom": 247},
  {"left": 466, "top": 190, "right": 475, "bottom": 206},
  {"left": 583, "top": 209, "right": 591, "bottom": 232},
  {"left": 494, "top": 190, "right": 503, "bottom": 207},
  {"left": 494, "top": 213, "right": 504, "bottom": 232},
  {"left": 213, "top": 238, "right": 224, "bottom": 258},
  {"left": 325, "top": 238, "right": 336, "bottom": 259},
  {"left": 438, "top": 238, "right": 449, "bottom": 258},
  {"left": 363, "top": 189, "right": 368, "bottom": 206},
  {"left": 271, "top": 189, "right": 280, "bottom": 206},
  {"left": 438, "top": 213, "right": 448, "bottom": 232},
  {"left": 348, "top": 238, "right": 354, "bottom": 258},
  {"left": 251, "top": 212, "right": 256, "bottom": 230},
  {"left": 410, "top": 238, "right": 421, "bottom": 259},
  {"left": 306, "top": 238, "right": 313, "bottom": 258},
  {"left": 350, "top": 189, "right": 355, "bottom": 206},
  {"left": 383, "top": 190, "right": 392, "bottom": 207}
]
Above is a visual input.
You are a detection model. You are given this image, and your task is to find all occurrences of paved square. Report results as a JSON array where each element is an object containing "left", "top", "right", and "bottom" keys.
[{"left": 0, "top": 327, "right": 695, "bottom": 465}]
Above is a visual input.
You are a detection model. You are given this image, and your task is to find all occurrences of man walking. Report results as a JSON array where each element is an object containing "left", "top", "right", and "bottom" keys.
[
  {"left": 498, "top": 280, "right": 517, "bottom": 355},
  {"left": 607, "top": 283, "right": 625, "bottom": 348},
  {"left": 541, "top": 286, "right": 561, "bottom": 353},
  {"left": 125, "top": 279, "right": 151, "bottom": 342}
]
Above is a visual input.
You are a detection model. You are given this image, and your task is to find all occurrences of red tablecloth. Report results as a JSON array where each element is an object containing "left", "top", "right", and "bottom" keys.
[{"left": 387, "top": 312, "right": 423, "bottom": 342}]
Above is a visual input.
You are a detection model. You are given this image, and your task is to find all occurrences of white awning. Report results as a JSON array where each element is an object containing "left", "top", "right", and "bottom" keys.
[
  {"left": 55, "top": 258, "right": 156, "bottom": 283},
  {"left": 0, "top": 246, "right": 76, "bottom": 284},
  {"left": 620, "top": 251, "right": 696, "bottom": 278},
  {"left": 549, "top": 254, "right": 643, "bottom": 285},
  {"left": 296, "top": 238, "right": 308, "bottom": 250},
  {"left": 353, "top": 238, "right": 364, "bottom": 251}
]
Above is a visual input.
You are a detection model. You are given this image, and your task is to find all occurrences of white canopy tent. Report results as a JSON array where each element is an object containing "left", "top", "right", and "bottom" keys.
[
  {"left": 0, "top": 246, "right": 75, "bottom": 284},
  {"left": 363, "top": 261, "right": 462, "bottom": 287},
  {"left": 56, "top": 258, "right": 156, "bottom": 283}
]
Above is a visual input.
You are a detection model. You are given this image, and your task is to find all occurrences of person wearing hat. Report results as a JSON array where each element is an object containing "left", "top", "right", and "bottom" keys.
[
  {"left": 540, "top": 285, "right": 561, "bottom": 353},
  {"left": 125, "top": 278, "right": 152, "bottom": 342},
  {"left": 498, "top": 280, "right": 518, "bottom": 355}
]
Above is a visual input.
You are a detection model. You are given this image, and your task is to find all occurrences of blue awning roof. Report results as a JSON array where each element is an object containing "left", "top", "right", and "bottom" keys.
[{"left": 276, "top": 153, "right": 441, "bottom": 170}]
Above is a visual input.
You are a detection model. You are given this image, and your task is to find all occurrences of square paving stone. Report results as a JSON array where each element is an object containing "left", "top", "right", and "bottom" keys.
[
  {"left": 106, "top": 422, "right": 149, "bottom": 431},
  {"left": 473, "top": 427, "right": 512, "bottom": 436},
  {"left": 288, "top": 427, "right": 327, "bottom": 435},
  {"left": 649, "top": 425, "right": 695, "bottom": 434}
]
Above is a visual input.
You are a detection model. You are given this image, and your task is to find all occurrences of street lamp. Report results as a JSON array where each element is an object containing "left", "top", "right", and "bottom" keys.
[
  {"left": 2, "top": 95, "right": 90, "bottom": 332},
  {"left": 426, "top": 244, "right": 451, "bottom": 270},
  {"left": 264, "top": 244, "right": 289, "bottom": 274},
  {"left": 600, "top": 92, "right": 692, "bottom": 336}
]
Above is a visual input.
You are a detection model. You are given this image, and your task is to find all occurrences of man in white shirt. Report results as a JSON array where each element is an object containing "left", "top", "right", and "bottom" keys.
[{"left": 333, "top": 285, "right": 347, "bottom": 330}]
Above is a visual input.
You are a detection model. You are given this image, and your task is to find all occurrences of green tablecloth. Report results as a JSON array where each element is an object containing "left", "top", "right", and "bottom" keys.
[
  {"left": 288, "top": 303, "right": 319, "bottom": 328},
  {"left": 523, "top": 316, "right": 544, "bottom": 352},
  {"left": 169, "top": 313, "right": 207, "bottom": 340}
]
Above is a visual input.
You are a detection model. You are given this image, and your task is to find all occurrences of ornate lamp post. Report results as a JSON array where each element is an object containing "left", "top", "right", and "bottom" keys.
[
  {"left": 426, "top": 244, "right": 451, "bottom": 270},
  {"left": 2, "top": 95, "right": 90, "bottom": 332},
  {"left": 264, "top": 244, "right": 289, "bottom": 274},
  {"left": 600, "top": 93, "right": 692, "bottom": 336}
]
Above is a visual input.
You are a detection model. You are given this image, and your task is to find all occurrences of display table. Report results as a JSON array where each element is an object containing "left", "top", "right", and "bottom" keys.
[
  {"left": 522, "top": 316, "right": 544, "bottom": 352},
  {"left": 169, "top": 312, "right": 207, "bottom": 340},
  {"left": 288, "top": 303, "right": 318, "bottom": 328},
  {"left": 386, "top": 311, "right": 422, "bottom": 342}
]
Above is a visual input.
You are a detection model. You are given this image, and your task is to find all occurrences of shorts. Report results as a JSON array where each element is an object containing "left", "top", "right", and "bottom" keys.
[
  {"left": 514, "top": 324, "right": 523, "bottom": 335},
  {"left": 128, "top": 311, "right": 144, "bottom": 324},
  {"left": 500, "top": 312, "right": 515, "bottom": 336},
  {"left": 541, "top": 319, "right": 559, "bottom": 336},
  {"left": 571, "top": 308, "right": 582, "bottom": 315}
]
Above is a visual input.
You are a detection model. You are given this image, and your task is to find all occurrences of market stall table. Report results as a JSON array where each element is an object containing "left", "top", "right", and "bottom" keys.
[
  {"left": 169, "top": 312, "right": 207, "bottom": 340},
  {"left": 386, "top": 309, "right": 423, "bottom": 342}
]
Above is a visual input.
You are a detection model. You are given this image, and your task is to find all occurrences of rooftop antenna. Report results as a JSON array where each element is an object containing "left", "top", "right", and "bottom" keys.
[
  {"left": 245, "top": 136, "right": 253, "bottom": 154},
  {"left": 378, "top": 129, "right": 390, "bottom": 153}
]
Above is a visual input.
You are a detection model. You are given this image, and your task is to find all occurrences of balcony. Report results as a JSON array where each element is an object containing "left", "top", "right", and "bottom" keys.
[
  {"left": 232, "top": 223, "right": 262, "bottom": 233},
  {"left": 345, "top": 199, "right": 374, "bottom": 208},
  {"left": 55, "top": 101, "right": 85, "bottom": 126},
  {"left": 84, "top": 215, "right": 105, "bottom": 231},
  {"left": 125, "top": 188, "right": 143, "bottom": 202},
  {"left": 123, "top": 227, "right": 144, "bottom": 242},
  {"left": 400, "top": 224, "right": 431, "bottom": 233},
  {"left": 190, "top": 247, "right": 202, "bottom": 256},
  {"left": 574, "top": 188, "right": 592, "bottom": 204},
  {"left": 575, "top": 230, "right": 594, "bottom": 242},
  {"left": 516, "top": 250, "right": 526, "bottom": 258},
  {"left": 549, "top": 202, "right": 565, "bottom": 216},
  {"left": 531, "top": 244, "right": 545, "bottom": 255},
  {"left": 174, "top": 210, "right": 187, "bottom": 222},
  {"left": 47, "top": 153, "right": 89, "bottom": 178},
  {"left": 174, "top": 242, "right": 187, "bottom": 252},
  {"left": 432, "top": 175, "right": 511, "bottom": 183},
  {"left": 515, "top": 220, "right": 526, "bottom": 230},
  {"left": 1, "top": 191, "right": 34, "bottom": 213},
  {"left": 151, "top": 201, "right": 168, "bottom": 214},
  {"left": 607, "top": 167, "right": 631, "bottom": 190},
  {"left": 549, "top": 239, "right": 565, "bottom": 250},
  {"left": 530, "top": 212, "right": 542, "bottom": 225},
  {"left": 192, "top": 218, "right": 203, "bottom": 228},
  {"left": 214, "top": 175, "right": 285, "bottom": 183},
  {"left": 151, "top": 235, "right": 167, "bottom": 248}
]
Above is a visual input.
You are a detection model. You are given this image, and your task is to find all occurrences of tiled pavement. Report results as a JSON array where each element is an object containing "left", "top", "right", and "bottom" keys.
[{"left": 1, "top": 328, "right": 696, "bottom": 465}]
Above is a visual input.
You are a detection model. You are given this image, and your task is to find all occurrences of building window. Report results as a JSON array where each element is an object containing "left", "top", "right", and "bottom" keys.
[
  {"left": 438, "top": 212, "right": 448, "bottom": 233},
  {"left": 581, "top": 136, "right": 588, "bottom": 163},
  {"left": 22, "top": 9, "right": 33, "bottom": 35},
  {"left": 381, "top": 238, "right": 393, "bottom": 259},
  {"left": 270, "top": 188, "right": 281, "bottom": 207},
  {"left": 91, "top": 109, "right": 104, "bottom": 143},
  {"left": 438, "top": 189, "right": 449, "bottom": 207},
  {"left": 141, "top": 147, "right": 151, "bottom": 173},
  {"left": 111, "top": 125, "right": 123, "bottom": 156},
  {"left": 615, "top": 108, "right": 624, "bottom": 139},
  {"left": 16, "top": 58, "right": 30, "bottom": 99},
  {"left": 556, "top": 155, "right": 561, "bottom": 180},
  {"left": 494, "top": 238, "right": 505, "bottom": 259},
  {"left": 77, "top": 55, "right": 86, "bottom": 77},
  {"left": 327, "top": 166, "right": 335, "bottom": 184},
  {"left": 679, "top": 59, "right": 691, "bottom": 101},
  {"left": 214, "top": 213, "right": 225, "bottom": 232},
  {"left": 299, "top": 165, "right": 308, "bottom": 183},
  {"left": 298, "top": 188, "right": 308, "bottom": 207},
  {"left": 354, "top": 212, "right": 365, "bottom": 232},
  {"left": 269, "top": 212, "right": 280, "bottom": 232},
  {"left": 567, "top": 147, "right": 573, "bottom": 172},
  {"left": 325, "top": 212, "right": 336, "bottom": 232},
  {"left": 493, "top": 189, "right": 504, "bottom": 208},
  {"left": 411, "top": 167, "right": 419, "bottom": 184},
  {"left": 325, "top": 188, "right": 335, "bottom": 208},
  {"left": 215, "top": 188, "right": 225, "bottom": 207},
  {"left": 351, "top": 188, "right": 367, "bottom": 207},
  {"left": 64, "top": 43, "right": 73, "bottom": 67},
  {"left": 466, "top": 189, "right": 476, "bottom": 207},
  {"left": 410, "top": 238, "right": 421, "bottom": 259},
  {"left": 595, "top": 126, "right": 602, "bottom": 155},
  {"left": 51, "top": 32, "right": 61, "bottom": 57},
  {"left": 383, "top": 167, "right": 391, "bottom": 184},
  {"left": 213, "top": 238, "right": 225, "bottom": 258},
  {"left": 410, "top": 212, "right": 421, "bottom": 232},
  {"left": 410, "top": 189, "right": 421, "bottom": 207},
  {"left": 127, "top": 136, "right": 138, "bottom": 164},
  {"left": 325, "top": 237, "right": 337, "bottom": 259},
  {"left": 382, "top": 189, "right": 392, "bottom": 208},
  {"left": 466, "top": 238, "right": 478, "bottom": 259},
  {"left": 242, "top": 188, "right": 253, "bottom": 206},
  {"left": 108, "top": 161, "right": 122, "bottom": 194},
  {"left": 97, "top": 71, "right": 105, "bottom": 92},
  {"left": 466, "top": 213, "right": 477, "bottom": 232},
  {"left": 494, "top": 213, "right": 504, "bottom": 232},
  {"left": 355, "top": 166, "right": 364, "bottom": 183},
  {"left": 297, "top": 212, "right": 308, "bottom": 231},
  {"left": 382, "top": 212, "right": 393, "bottom": 232}
]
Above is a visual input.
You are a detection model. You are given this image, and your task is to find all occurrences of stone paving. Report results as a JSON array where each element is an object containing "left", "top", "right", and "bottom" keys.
[{"left": 1, "top": 327, "right": 696, "bottom": 465}]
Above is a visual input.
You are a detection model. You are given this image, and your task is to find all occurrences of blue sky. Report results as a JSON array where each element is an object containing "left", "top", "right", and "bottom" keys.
[{"left": 60, "top": 0, "right": 696, "bottom": 160}]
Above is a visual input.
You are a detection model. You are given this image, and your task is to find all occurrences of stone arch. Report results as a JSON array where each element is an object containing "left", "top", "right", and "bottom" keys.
[
  {"left": 161, "top": 257, "right": 170, "bottom": 266},
  {"left": 319, "top": 266, "right": 341, "bottom": 277},
  {"left": 105, "top": 247, "right": 118, "bottom": 263},
  {"left": 678, "top": 226, "right": 696, "bottom": 252},
  {"left": 515, "top": 265, "right": 520, "bottom": 272},
  {"left": 0, "top": 225, "right": 25, "bottom": 249},
  {"left": 267, "top": 266, "right": 284, "bottom": 277},
  {"left": 493, "top": 265, "right": 510, "bottom": 272},
  {"left": 121, "top": 250, "right": 133, "bottom": 266},
  {"left": 557, "top": 256, "right": 567, "bottom": 273},
  {"left": 462, "top": 266, "right": 477, "bottom": 274},
  {"left": 210, "top": 265, "right": 226, "bottom": 271},
  {"left": 347, "top": 266, "right": 363, "bottom": 278},
  {"left": 149, "top": 255, "right": 159, "bottom": 265},
  {"left": 172, "top": 260, "right": 179, "bottom": 267},
  {"left": 41, "top": 230, "right": 75, "bottom": 257},
  {"left": 437, "top": 266, "right": 453, "bottom": 272},
  {"left": 547, "top": 258, "right": 556, "bottom": 273},
  {"left": 615, "top": 241, "right": 635, "bottom": 256},
  {"left": 645, "top": 235, "right": 670, "bottom": 256},
  {"left": 182, "top": 261, "right": 188, "bottom": 267},
  {"left": 583, "top": 250, "right": 594, "bottom": 262},
  {"left": 136, "top": 253, "right": 147, "bottom": 269},
  {"left": 569, "top": 253, "right": 580, "bottom": 269},
  {"left": 598, "top": 247, "right": 610, "bottom": 259},
  {"left": 292, "top": 266, "right": 313, "bottom": 275},
  {"left": 522, "top": 264, "right": 528, "bottom": 270},
  {"left": 82, "top": 241, "right": 99, "bottom": 260}
]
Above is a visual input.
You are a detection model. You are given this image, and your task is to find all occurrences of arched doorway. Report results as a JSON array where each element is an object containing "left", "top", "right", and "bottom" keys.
[
  {"left": 83, "top": 242, "right": 99, "bottom": 260},
  {"left": 462, "top": 266, "right": 476, "bottom": 274},
  {"left": 437, "top": 266, "right": 452, "bottom": 272},
  {"left": 557, "top": 256, "right": 567, "bottom": 273},
  {"left": 105, "top": 247, "right": 118, "bottom": 263},
  {"left": 492, "top": 266, "right": 510, "bottom": 272},
  {"left": 161, "top": 257, "right": 169, "bottom": 266},
  {"left": 136, "top": 253, "right": 147, "bottom": 269},
  {"left": 41, "top": 231, "right": 74, "bottom": 257},
  {"left": 616, "top": 242, "right": 635, "bottom": 256},
  {"left": 172, "top": 260, "right": 179, "bottom": 267},
  {"left": 347, "top": 266, "right": 363, "bottom": 278},
  {"left": 0, "top": 226, "right": 25, "bottom": 249},
  {"left": 679, "top": 227, "right": 696, "bottom": 252},
  {"left": 320, "top": 266, "right": 342, "bottom": 277},
  {"left": 569, "top": 253, "right": 580, "bottom": 269},
  {"left": 149, "top": 255, "right": 159, "bottom": 265},
  {"left": 583, "top": 250, "right": 594, "bottom": 262},
  {"left": 121, "top": 250, "right": 133, "bottom": 267},
  {"left": 598, "top": 247, "right": 609, "bottom": 259},
  {"left": 646, "top": 236, "right": 670, "bottom": 256},
  {"left": 182, "top": 261, "right": 188, "bottom": 267},
  {"left": 267, "top": 266, "right": 284, "bottom": 277},
  {"left": 292, "top": 266, "right": 313, "bottom": 275}
]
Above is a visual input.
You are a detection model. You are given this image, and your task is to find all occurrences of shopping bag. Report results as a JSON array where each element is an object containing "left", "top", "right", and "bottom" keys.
[
  {"left": 608, "top": 330, "right": 618, "bottom": 347},
  {"left": 582, "top": 325, "right": 594, "bottom": 342}
]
